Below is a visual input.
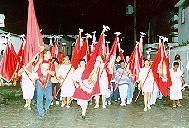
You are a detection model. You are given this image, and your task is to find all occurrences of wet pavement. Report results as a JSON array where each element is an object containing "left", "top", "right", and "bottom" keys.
[{"left": 0, "top": 88, "right": 189, "bottom": 128}]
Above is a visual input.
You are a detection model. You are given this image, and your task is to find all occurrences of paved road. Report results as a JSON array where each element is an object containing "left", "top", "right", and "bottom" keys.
[{"left": 0, "top": 89, "right": 189, "bottom": 128}]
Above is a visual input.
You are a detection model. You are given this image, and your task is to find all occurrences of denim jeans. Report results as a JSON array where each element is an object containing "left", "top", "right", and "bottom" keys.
[
  {"left": 36, "top": 80, "right": 53, "bottom": 116},
  {"left": 112, "top": 82, "right": 120, "bottom": 100},
  {"left": 127, "top": 77, "right": 134, "bottom": 101}
]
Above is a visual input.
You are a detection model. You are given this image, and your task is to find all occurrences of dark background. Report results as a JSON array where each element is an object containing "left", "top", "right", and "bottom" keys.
[{"left": 0, "top": 0, "right": 177, "bottom": 55}]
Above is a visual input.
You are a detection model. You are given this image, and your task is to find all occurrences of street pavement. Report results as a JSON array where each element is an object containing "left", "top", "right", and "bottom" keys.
[{"left": 0, "top": 89, "right": 189, "bottom": 128}]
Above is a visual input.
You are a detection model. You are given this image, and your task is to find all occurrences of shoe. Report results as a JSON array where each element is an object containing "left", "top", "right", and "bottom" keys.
[
  {"left": 177, "top": 104, "right": 182, "bottom": 107},
  {"left": 66, "top": 105, "right": 70, "bottom": 108},
  {"left": 144, "top": 107, "right": 147, "bottom": 111},
  {"left": 147, "top": 105, "right": 151, "bottom": 109},
  {"left": 45, "top": 109, "right": 50, "bottom": 115},
  {"left": 118, "top": 98, "right": 121, "bottom": 100},
  {"left": 114, "top": 100, "right": 118, "bottom": 102},
  {"left": 173, "top": 104, "right": 177, "bottom": 108},
  {"left": 120, "top": 103, "right": 126, "bottom": 106},
  {"left": 51, "top": 102, "right": 53, "bottom": 106},
  {"left": 94, "top": 104, "right": 99, "bottom": 108},
  {"left": 108, "top": 102, "right": 111, "bottom": 105},
  {"left": 81, "top": 115, "right": 85, "bottom": 119},
  {"left": 61, "top": 104, "right": 65, "bottom": 107},
  {"left": 24, "top": 104, "right": 28, "bottom": 108},
  {"left": 105, "top": 102, "right": 108, "bottom": 106},
  {"left": 56, "top": 101, "right": 59, "bottom": 105},
  {"left": 102, "top": 105, "right": 106, "bottom": 108},
  {"left": 126, "top": 100, "right": 131, "bottom": 105},
  {"left": 28, "top": 107, "right": 31, "bottom": 110}
]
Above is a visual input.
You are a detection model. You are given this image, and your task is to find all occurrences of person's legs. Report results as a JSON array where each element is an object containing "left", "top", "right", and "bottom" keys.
[
  {"left": 113, "top": 82, "right": 119, "bottom": 101},
  {"left": 94, "top": 95, "right": 100, "bottom": 108},
  {"left": 28, "top": 99, "right": 32, "bottom": 110},
  {"left": 119, "top": 84, "right": 128, "bottom": 106},
  {"left": 143, "top": 92, "right": 148, "bottom": 111},
  {"left": 102, "top": 95, "right": 106, "bottom": 108},
  {"left": 66, "top": 97, "right": 71, "bottom": 108},
  {"left": 36, "top": 81, "right": 45, "bottom": 116},
  {"left": 44, "top": 80, "right": 53, "bottom": 111},
  {"left": 147, "top": 92, "right": 152, "bottom": 109}
]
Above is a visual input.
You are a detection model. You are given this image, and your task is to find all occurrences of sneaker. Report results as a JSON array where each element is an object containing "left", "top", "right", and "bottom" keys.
[
  {"left": 114, "top": 100, "right": 118, "bottom": 102},
  {"left": 66, "top": 105, "right": 70, "bottom": 108},
  {"left": 126, "top": 100, "right": 131, "bottom": 104},
  {"left": 24, "top": 104, "right": 28, "bottom": 108},
  {"left": 147, "top": 105, "right": 151, "bottom": 109},
  {"left": 45, "top": 109, "right": 50, "bottom": 115},
  {"left": 120, "top": 103, "right": 126, "bottom": 106},
  {"left": 61, "top": 103, "right": 66, "bottom": 107},
  {"left": 81, "top": 115, "right": 85, "bottom": 119},
  {"left": 56, "top": 101, "right": 59, "bottom": 105},
  {"left": 94, "top": 104, "right": 99, "bottom": 108},
  {"left": 102, "top": 105, "right": 106, "bottom": 108},
  {"left": 108, "top": 102, "right": 111, "bottom": 105},
  {"left": 28, "top": 107, "right": 31, "bottom": 110},
  {"left": 51, "top": 102, "right": 54, "bottom": 106},
  {"left": 144, "top": 107, "right": 147, "bottom": 111}
]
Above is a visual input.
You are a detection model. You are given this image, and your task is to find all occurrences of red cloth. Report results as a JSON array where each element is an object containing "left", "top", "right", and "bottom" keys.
[
  {"left": 128, "top": 44, "right": 141, "bottom": 83},
  {"left": 17, "top": 41, "right": 24, "bottom": 71},
  {"left": 151, "top": 42, "right": 172, "bottom": 97},
  {"left": 0, "top": 43, "right": 19, "bottom": 82},
  {"left": 71, "top": 34, "right": 82, "bottom": 69},
  {"left": 24, "top": 0, "right": 44, "bottom": 73},
  {"left": 73, "top": 34, "right": 104, "bottom": 100}
]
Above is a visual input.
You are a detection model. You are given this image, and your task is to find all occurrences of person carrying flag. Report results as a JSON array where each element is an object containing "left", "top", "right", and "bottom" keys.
[{"left": 34, "top": 49, "right": 55, "bottom": 117}]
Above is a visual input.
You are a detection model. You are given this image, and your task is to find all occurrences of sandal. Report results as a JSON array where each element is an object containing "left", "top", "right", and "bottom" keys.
[
  {"left": 177, "top": 104, "right": 182, "bottom": 107},
  {"left": 173, "top": 104, "right": 177, "bottom": 108}
]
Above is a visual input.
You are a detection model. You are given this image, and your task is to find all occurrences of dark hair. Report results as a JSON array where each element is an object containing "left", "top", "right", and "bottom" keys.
[
  {"left": 119, "top": 60, "right": 125, "bottom": 64},
  {"left": 79, "top": 59, "right": 86, "bottom": 63},
  {"left": 52, "top": 57, "right": 59, "bottom": 64},
  {"left": 173, "top": 61, "right": 179, "bottom": 66},
  {"left": 1, "top": 50, "right": 4, "bottom": 55},
  {"left": 144, "top": 58, "right": 150, "bottom": 62},
  {"left": 174, "top": 54, "right": 180, "bottom": 60}
]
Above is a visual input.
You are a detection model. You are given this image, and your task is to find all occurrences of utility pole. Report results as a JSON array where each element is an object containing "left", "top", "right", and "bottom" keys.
[{"left": 134, "top": 0, "right": 137, "bottom": 44}]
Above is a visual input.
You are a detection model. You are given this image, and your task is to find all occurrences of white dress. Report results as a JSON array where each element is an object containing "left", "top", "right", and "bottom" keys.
[
  {"left": 99, "top": 66, "right": 109, "bottom": 95},
  {"left": 72, "top": 67, "right": 88, "bottom": 107},
  {"left": 58, "top": 64, "right": 75, "bottom": 97},
  {"left": 21, "top": 72, "right": 36, "bottom": 99},
  {"left": 170, "top": 68, "right": 182, "bottom": 100},
  {"left": 139, "top": 67, "right": 154, "bottom": 92}
]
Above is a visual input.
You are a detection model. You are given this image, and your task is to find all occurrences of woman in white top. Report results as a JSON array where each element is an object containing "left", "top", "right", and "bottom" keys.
[
  {"left": 139, "top": 59, "right": 154, "bottom": 111},
  {"left": 170, "top": 61, "right": 183, "bottom": 108},
  {"left": 57, "top": 56, "right": 75, "bottom": 108},
  {"left": 72, "top": 59, "right": 88, "bottom": 119},
  {"left": 18, "top": 68, "right": 37, "bottom": 110},
  {"left": 94, "top": 56, "right": 109, "bottom": 109}
]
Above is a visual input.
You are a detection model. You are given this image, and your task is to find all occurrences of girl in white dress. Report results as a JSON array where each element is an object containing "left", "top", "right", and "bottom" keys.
[
  {"left": 139, "top": 59, "right": 154, "bottom": 111},
  {"left": 170, "top": 62, "right": 183, "bottom": 108},
  {"left": 72, "top": 59, "right": 88, "bottom": 119},
  {"left": 94, "top": 56, "right": 109, "bottom": 109},
  {"left": 57, "top": 56, "right": 75, "bottom": 108},
  {"left": 18, "top": 68, "right": 37, "bottom": 110}
]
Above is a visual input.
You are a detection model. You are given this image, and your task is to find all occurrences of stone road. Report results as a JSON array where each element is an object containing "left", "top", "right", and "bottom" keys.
[{"left": 0, "top": 89, "right": 189, "bottom": 128}]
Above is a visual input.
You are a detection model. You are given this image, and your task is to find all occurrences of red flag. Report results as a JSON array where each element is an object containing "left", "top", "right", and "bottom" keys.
[
  {"left": 73, "top": 34, "right": 104, "bottom": 100},
  {"left": 151, "top": 41, "right": 172, "bottom": 97},
  {"left": 24, "top": 0, "right": 44, "bottom": 72},
  {"left": 71, "top": 33, "right": 83, "bottom": 69},
  {"left": 105, "top": 36, "right": 119, "bottom": 85},
  {"left": 0, "top": 43, "right": 19, "bottom": 82},
  {"left": 128, "top": 44, "right": 140, "bottom": 82},
  {"left": 58, "top": 47, "right": 65, "bottom": 64},
  {"left": 17, "top": 41, "right": 25, "bottom": 71}
]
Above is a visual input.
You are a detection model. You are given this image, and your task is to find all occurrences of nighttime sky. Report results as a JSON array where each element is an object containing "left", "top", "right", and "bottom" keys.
[{"left": 1, "top": 0, "right": 177, "bottom": 54}]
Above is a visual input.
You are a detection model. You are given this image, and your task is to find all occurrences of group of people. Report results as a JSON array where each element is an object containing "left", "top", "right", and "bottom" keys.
[{"left": 0, "top": 48, "right": 186, "bottom": 119}]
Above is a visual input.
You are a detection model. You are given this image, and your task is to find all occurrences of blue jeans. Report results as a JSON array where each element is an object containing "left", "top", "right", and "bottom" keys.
[
  {"left": 112, "top": 82, "right": 120, "bottom": 100},
  {"left": 127, "top": 78, "right": 134, "bottom": 100},
  {"left": 36, "top": 80, "right": 53, "bottom": 116}
]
